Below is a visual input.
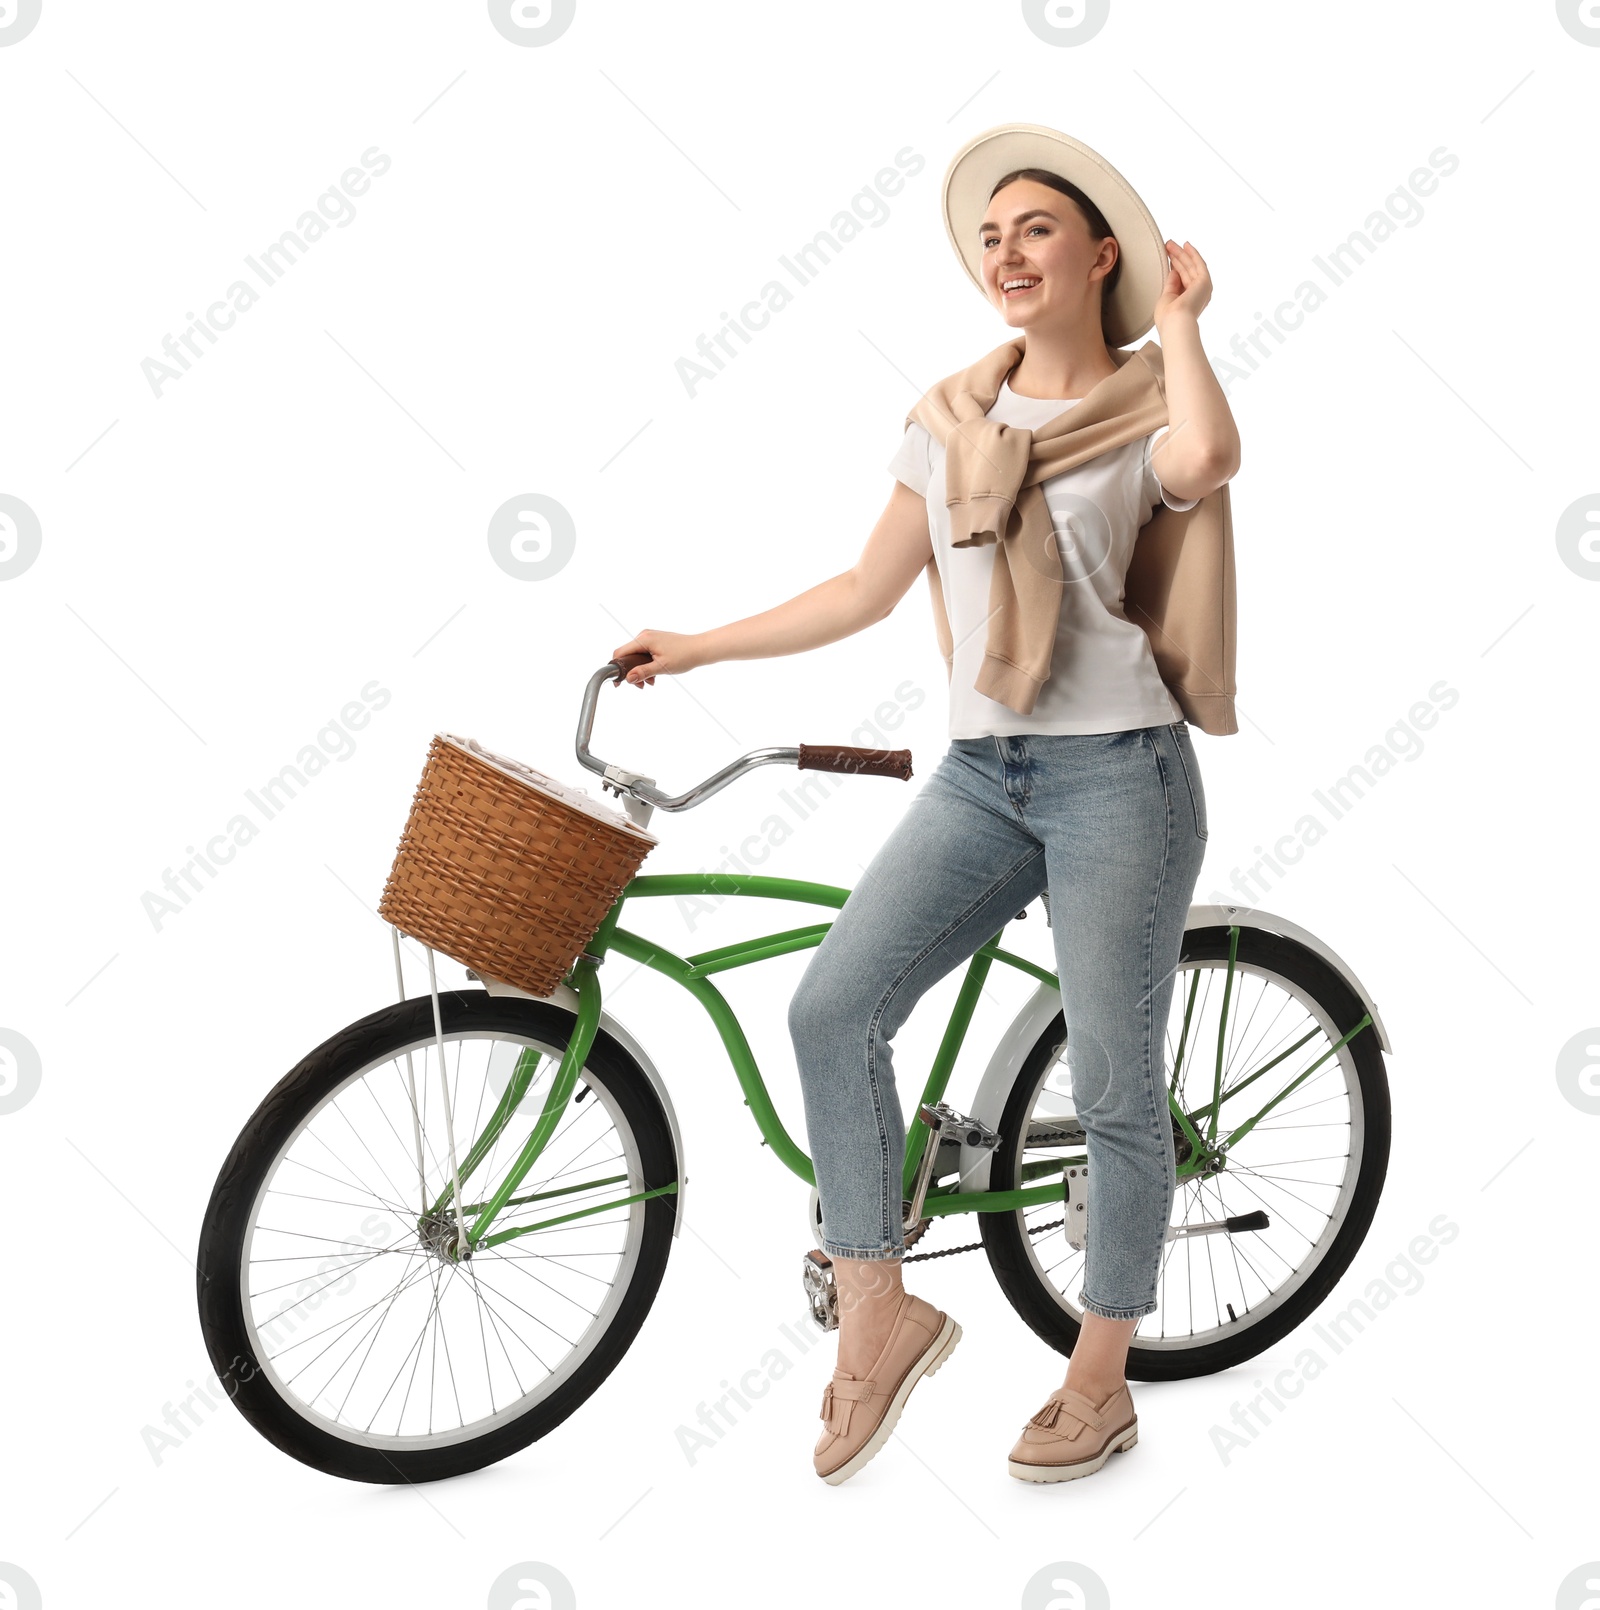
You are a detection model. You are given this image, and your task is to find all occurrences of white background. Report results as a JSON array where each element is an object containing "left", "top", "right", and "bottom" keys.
[{"left": 2, "top": 2, "right": 1596, "bottom": 1606}]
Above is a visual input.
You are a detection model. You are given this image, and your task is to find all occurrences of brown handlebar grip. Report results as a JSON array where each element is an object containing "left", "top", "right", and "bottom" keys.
[
  {"left": 609, "top": 652, "right": 653, "bottom": 683},
  {"left": 797, "top": 744, "right": 913, "bottom": 781}
]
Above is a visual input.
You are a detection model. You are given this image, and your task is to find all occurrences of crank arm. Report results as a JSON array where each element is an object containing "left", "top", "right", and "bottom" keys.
[{"left": 905, "top": 1102, "right": 999, "bottom": 1231}]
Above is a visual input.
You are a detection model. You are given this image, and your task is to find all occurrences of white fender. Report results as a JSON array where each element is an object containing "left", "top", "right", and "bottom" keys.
[
  {"left": 1188, "top": 903, "right": 1392, "bottom": 1054},
  {"left": 956, "top": 978, "right": 1069, "bottom": 1194},
  {"left": 956, "top": 902, "right": 1391, "bottom": 1190},
  {"left": 475, "top": 973, "right": 687, "bottom": 1238}
]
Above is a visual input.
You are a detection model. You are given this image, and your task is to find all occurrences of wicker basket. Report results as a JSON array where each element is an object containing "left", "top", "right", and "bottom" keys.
[{"left": 378, "top": 733, "right": 658, "bottom": 997}]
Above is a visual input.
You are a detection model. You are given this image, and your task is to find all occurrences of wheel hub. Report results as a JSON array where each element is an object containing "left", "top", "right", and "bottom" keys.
[
  {"left": 1173, "top": 1113, "right": 1227, "bottom": 1174},
  {"left": 418, "top": 1209, "right": 471, "bottom": 1262}
]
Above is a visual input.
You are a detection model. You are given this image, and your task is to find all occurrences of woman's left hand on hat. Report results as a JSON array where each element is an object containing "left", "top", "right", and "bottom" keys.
[{"left": 1153, "top": 239, "right": 1212, "bottom": 327}]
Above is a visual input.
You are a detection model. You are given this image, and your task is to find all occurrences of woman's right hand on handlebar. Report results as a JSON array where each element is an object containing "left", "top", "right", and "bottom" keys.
[{"left": 610, "top": 629, "right": 706, "bottom": 687}]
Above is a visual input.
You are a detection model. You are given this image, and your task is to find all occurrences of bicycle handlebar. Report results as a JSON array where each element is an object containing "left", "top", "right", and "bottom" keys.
[
  {"left": 607, "top": 651, "right": 654, "bottom": 682},
  {"left": 575, "top": 659, "right": 913, "bottom": 815},
  {"left": 796, "top": 744, "right": 914, "bottom": 782}
]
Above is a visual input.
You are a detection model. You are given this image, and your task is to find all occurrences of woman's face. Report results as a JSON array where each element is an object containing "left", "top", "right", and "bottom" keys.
[{"left": 979, "top": 178, "right": 1117, "bottom": 335}]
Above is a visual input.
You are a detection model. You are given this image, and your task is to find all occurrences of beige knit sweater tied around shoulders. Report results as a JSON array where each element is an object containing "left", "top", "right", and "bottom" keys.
[{"left": 907, "top": 338, "right": 1238, "bottom": 737}]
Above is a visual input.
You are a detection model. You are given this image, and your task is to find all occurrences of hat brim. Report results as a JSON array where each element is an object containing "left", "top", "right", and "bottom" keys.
[{"left": 941, "top": 124, "right": 1167, "bottom": 349}]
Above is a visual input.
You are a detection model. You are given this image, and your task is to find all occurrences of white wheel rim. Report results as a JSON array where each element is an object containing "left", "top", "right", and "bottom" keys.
[{"left": 238, "top": 1029, "right": 650, "bottom": 1451}]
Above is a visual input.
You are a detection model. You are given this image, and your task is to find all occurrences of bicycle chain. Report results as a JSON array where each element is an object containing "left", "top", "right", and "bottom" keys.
[
  {"left": 900, "top": 1128, "right": 1083, "bottom": 1261},
  {"left": 901, "top": 1210, "right": 1068, "bottom": 1262},
  {"left": 903, "top": 1213, "right": 1066, "bottom": 1262}
]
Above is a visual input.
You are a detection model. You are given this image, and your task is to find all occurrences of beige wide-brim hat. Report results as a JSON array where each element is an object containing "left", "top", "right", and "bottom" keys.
[{"left": 940, "top": 123, "right": 1169, "bottom": 349}]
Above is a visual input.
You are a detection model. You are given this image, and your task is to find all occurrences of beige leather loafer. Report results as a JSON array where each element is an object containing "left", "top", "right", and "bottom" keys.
[
  {"left": 1007, "top": 1382, "right": 1138, "bottom": 1482},
  {"left": 813, "top": 1292, "right": 961, "bottom": 1485}
]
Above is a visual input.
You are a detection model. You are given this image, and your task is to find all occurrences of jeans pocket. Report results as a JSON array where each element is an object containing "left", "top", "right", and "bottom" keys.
[{"left": 1168, "top": 723, "right": 1208, "bottom": 841}]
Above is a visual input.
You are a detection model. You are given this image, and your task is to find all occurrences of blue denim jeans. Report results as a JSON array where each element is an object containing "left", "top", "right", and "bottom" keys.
[{"left": 787, "top": 721, "right": 1208, "bottom": 1320}]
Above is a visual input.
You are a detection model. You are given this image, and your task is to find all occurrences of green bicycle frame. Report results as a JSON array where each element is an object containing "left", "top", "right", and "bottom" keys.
[{"left": 434, "top": 874, "right": 1371, "bottom": 1254}]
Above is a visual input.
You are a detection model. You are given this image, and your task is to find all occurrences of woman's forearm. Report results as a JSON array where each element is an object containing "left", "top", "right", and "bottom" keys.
[
  {"left": 1154, "top": 311, "right": 1240, "bottom": 480},
  {"left": 694, "top": 569, "right": 881, "bottom": 665}
]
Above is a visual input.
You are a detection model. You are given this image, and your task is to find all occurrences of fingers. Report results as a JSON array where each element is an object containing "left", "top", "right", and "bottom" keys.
[
  {"left": 1158, "top": 240, "right": 1212, "bottom": 319},
  {"left": 609, "top": 639, "right": 640, "bottom": 686},
  {"left": 613, "top": 633, "right": 667, "bottom": 686},
  {"left": 612, "top": 633, "right": 653, "bottom": 686},
  {"left": 1164, "top": 239, "right": 1211, "bottom": 283}
]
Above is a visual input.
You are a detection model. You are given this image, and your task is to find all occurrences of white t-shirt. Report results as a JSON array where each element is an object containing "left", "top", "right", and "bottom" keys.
[{"left": 890, "top": 378, "right": 1199, "bottom": 739}]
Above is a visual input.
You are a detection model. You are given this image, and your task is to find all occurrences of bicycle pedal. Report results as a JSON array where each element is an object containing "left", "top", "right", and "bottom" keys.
[
  {"left": 917, "top": 1101, "right": 1000, "bottom": 1151},
  {"left": 802, "top": 1247, "right": 839, "bottom": 1333},
  {"left": 902, "top": 1104, "right": 1001, "bottom": 1233}
]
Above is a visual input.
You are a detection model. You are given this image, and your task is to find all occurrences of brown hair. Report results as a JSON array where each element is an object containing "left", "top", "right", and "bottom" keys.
[{"left": 988, "top": 167, "right": 1122, "bottom": 337}]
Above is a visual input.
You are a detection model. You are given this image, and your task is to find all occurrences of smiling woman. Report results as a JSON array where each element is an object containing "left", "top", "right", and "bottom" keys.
[
  {"left": 981, "top": 166, "right": 1123, "bottom": 339},
  {"left": 610, "top": 122, "right": 1244, "bottom": 1487}
]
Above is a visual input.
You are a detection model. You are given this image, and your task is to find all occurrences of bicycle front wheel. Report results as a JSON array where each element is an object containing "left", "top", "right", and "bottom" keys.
[
  {"left": 196, "top": 991, "right": 679, "bottom": 1483},
  {"left": 980, "top": 924, "right": 1391, "bottom": 1380}
]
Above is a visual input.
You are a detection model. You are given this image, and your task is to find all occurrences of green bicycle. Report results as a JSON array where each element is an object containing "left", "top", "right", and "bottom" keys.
[{"left": 196, "top": 657, "right": 1392, "bottom": 1484}]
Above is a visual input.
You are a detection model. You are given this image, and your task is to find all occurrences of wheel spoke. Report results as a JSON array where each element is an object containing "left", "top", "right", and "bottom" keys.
[
  {"left": 224, "top": 1014, "right": 663, "bottom": 1455},
  {"left": 997, "top": 940, "right": 1380, "bottom": 1356}
]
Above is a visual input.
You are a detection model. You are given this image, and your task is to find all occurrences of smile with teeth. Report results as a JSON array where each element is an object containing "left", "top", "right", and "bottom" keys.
[{"left": 1001, "top": 276, "right": 1041, "bottom": 297}]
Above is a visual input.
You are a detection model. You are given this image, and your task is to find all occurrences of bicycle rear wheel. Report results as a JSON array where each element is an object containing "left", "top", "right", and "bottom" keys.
[
  {"left": 980, "top": 924, "right": 1391, "bottom": 1379},
  {"left": 196, "top": 991, "right": 678, "bottom": 1483}
]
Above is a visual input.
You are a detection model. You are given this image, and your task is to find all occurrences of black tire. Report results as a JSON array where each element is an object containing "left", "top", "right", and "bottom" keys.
[
  {"left": 196, "top": 991, "right": 679, "bottom": 1483},
  {"left": 980, "top": 925, "right": 1391, "bottom": 1380}
]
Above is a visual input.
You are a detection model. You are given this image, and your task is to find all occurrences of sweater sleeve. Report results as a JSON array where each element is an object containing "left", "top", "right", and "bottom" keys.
[
  {"left": 887, "top": 422, "right": 933, "bottom": 498},
  {"left": 1141, "top": 429, "right": 1200, "bottom": 513}
]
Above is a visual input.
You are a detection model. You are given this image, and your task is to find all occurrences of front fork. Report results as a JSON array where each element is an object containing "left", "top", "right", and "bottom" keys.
[{"left": 421, "top": 956, "right": 605, "bottom": 1256}]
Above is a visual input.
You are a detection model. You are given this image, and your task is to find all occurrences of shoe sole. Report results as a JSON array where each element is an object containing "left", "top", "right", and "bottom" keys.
[
  {"left": 819, "top": 1314, "right": 962, "bottom": 1486},
  {"left": 1007, "top": 1421, "right": 1138, "bottom": 1482}
]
